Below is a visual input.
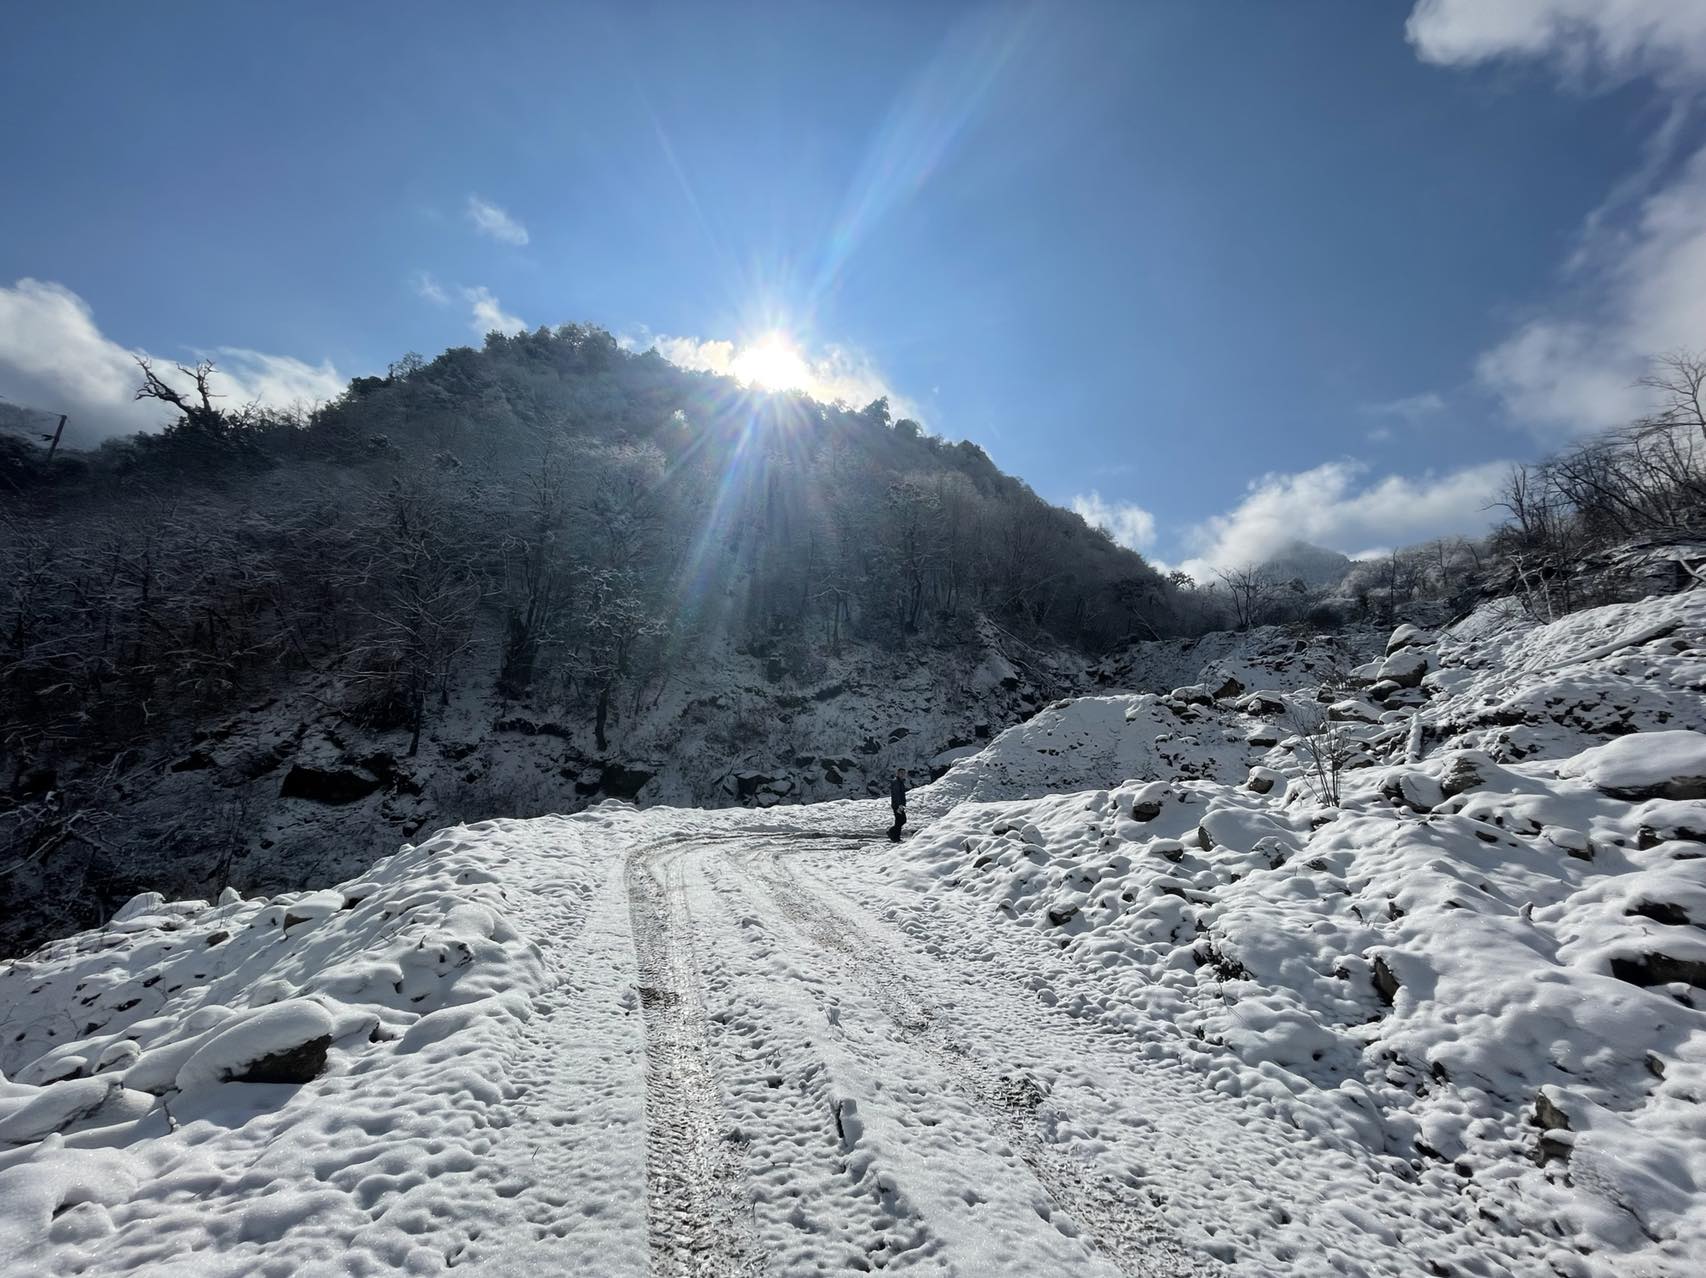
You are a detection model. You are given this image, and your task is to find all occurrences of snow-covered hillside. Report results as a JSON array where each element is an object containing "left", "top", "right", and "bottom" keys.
[
  {"left": 0, "top": 619, "right": 1090, "bottom": 957},
  {"left": 1, "top": 590, "right": 1702, "bottom": 1275}
]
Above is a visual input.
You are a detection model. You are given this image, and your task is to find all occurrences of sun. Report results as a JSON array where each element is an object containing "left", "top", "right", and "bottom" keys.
[{"left": 731, "top": 333, "right": 812, "bottom": 393}]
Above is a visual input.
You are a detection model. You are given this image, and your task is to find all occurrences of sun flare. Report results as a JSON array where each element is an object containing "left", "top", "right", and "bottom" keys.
[{"left": 730, "top": 334, "right": 812, "bottom": 392}]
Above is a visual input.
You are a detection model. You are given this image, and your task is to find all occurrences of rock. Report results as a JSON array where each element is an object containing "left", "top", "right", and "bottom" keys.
[
  {"left": 94, "top": 1040, "right": 141, "bottom": 1074},
  {"left": 1046, "top": 904, "right": 1079, "bottom": 926},
  {"left": 170, "top": 749, "right": 216, "bottom": 773},
  {"left": 1376, "top": 647, "right": 1431, "bottom": 689},
  {"left": 1611, "top": 950, "right": 1706, "bottom": 990},
  {"left": 1169, "top": 684, "right": 1213, "bottom": 707},
  {"left": 0, "top": 1077, "right": 127, "bottom": 1145},
  {"left": 1327, "top": 699, "right": 1381, "bottom": 723},
  {"left": 279, "top": 765, "right": 383, "bottom": 805},
  {"left": 282, "top": 890, "right": 345, "bottom": 931},
  {"left": 1561, "top": 731, "right": 1706, "bottom": 801},
  {"left": 1533, "top": 1089, "right": 1572, "bottom": 1165},
  {"left": 110, "top": 892, "right": 167, "bottom": 924},
  {"left": 1367, "top": 679, "right": 1403, "bottom": 702},
  {"left": 1237, "top": 691, "right": 1287, "bottom": 716},
  {"left": 1437, "top": 751, "right": 1490, "bottom": 798},
  {"left": 1629, "top": 899, "right": 1691, "bottom": 926},
  {"left": 1386, "top": 624, "right": 1435, "bottom": 654},
  {"left": 1148, "top": 839, "right": 1185, "bottom": 862},
  {"left": 1542, "top": 826, "right": 1593, "bottom": 861},
  {"left": 1211, "top": 675, "right": 1246, "bottom": 700},
  {"left": 1245, "top": 767, "right": 1283, "bottom": 796},
  {"left": 1379, "top": 769, "right": 1441, "bottom": 813},
  {"left": 888, "top": 727, "right": 910, "bottom": 742},
  {"left": 734, "top": 772, "right": 775, "bottom": 800},
  {"left": 1126, "top": 783, "right": 1168, "bottom": 821},
  {"left": 600, "top": 764, "right": 654, "bottom": 801},
  {"left": 1634, "top": 799, "right": 1706, "bottom": 848},
  {"left": 1246, "top": 726, "right": 1280, "bottom": 747},
  {"left": 1371, "top": 954, "right": 1400, "bottom": 1006},
  {"left": 176, "top": 1000, "right": 336, "bottom": 1091}
]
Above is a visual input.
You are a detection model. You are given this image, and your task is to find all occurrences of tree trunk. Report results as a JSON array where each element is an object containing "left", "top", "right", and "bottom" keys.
[{"left": 407, "top": 689, "right": 424, "bottom": 757}]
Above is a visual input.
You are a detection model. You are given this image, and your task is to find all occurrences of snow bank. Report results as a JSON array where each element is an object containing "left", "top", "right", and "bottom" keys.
[
  {"left": 0, "top": 810, "right": 647, "bottom": 1276},
  {"left": 890, "top": 589, "right": 1706, "bottom": 1275}
]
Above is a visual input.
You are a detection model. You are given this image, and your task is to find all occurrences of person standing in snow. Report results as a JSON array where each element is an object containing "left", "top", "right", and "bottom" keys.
[{"left": 889, "top": 767, "right": 908, "bottom": 841}]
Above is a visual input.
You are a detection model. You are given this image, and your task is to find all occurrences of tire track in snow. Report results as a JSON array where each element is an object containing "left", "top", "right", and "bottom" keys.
[
  {"left": 686, "top": 848, "right": 943, "bottom": 1272},
  {"left": 732, "top": 837, "right": 1206, "bottom": 1278},
  {"left": 627, "top": 837, "right": 764, "bottom": 1277}
]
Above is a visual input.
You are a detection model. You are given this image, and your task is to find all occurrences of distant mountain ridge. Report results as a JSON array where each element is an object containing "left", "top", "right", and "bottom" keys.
[{"left": 1260, "top": 539, "right": 1353, "bottom": 587}]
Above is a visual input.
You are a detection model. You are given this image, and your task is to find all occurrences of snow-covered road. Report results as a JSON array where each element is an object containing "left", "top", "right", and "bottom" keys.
[
  {"left": 620, "top": 816, "right": 1197, "bottom": 1276},
  {"left": 448, "top": 797, "right": 1543, "bottom": 1276}
]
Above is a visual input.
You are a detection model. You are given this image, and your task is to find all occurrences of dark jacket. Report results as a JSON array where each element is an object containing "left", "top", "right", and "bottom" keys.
[{"left": 890, "top": 776, "right": 907, "bottom": 808}]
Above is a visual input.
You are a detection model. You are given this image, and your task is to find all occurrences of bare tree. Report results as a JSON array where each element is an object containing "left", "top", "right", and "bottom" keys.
[
  {"left": 1282, "top": 701, "right": 1354, "bottom": 806},
  {"left": 1215, "top": 564, "right": 1278, "bottom": 629},
  {"left": 1639, "top": 350, "right": 1706, "bottom": 445}
]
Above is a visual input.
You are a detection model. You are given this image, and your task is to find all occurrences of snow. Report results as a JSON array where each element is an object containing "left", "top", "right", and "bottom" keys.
[
  {"left": 0, "top": 590, "right": 1702, "bottom": 1274},
  {"left": 1561, "top": 730, "right": 1706, "bottom": 798}
]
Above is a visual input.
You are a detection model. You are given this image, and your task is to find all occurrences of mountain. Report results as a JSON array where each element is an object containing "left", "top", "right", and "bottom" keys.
[
  {"left": 2, "top": 588, "right": 1701, "bottom": 1272},
  {"left": 1260, "top": 539, "right": 1354, "bottom": 588},
  {"left": 0, "top": 325, "right": 1179, "bottom": 953}
]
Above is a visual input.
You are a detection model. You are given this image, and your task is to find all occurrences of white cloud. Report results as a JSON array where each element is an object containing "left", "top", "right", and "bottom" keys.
[
  {"left": 1408, "top": 0, "right": 1706, "bottom": 83},
  {"left": 0, "top": 278, "right": 343, "bottom": 445},
  {"left": 465, "top": 195, "right": 529, "bottom": 246},
  {"left": 1362, "top": 392, "right": 1445, "bottom": 443},
  {"left": 1364, "top": 391, "right": 1445, "bottom": 420},
  {"left": 1474, "top": 146, "right": 1706, "bottom": 434},
  {"left": 1173, "top": 460, "right": 1509, "bottom": 582},
  {"left": 413, "top": 271, "right": 449, "bottom": 305},
  {"left": 1408, "top": 0, "right": 1706, "bottom": 438},
  {"left": 1071, "top": 491, "right": 1157, "bottom": 552},
  {"left": 464, "top": 286, "right": 526, "bottom": 337},
  {"left": 629, "top": 330, "right": 924, "bottom": 421},
  {"left": 210, "top": 347, "right": 346, "bottom": 409}
]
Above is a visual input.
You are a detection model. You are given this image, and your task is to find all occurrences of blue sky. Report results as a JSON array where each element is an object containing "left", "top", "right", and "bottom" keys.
[{"left": 5, "top": 1, "right": 1705, "bottom": 575}]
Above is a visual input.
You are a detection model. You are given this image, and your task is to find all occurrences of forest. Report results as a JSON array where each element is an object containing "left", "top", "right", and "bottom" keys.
[{"left": 0, "top": 325, "right": 1180, "bottom": 786}]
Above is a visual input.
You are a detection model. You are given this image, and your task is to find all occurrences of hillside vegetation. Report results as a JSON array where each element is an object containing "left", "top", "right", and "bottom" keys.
[{"left": 0, "top": 327, "right": 1171, "bottom": 951}]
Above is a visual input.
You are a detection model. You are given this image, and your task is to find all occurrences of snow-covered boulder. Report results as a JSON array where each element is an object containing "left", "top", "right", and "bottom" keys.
[
  {"left": 1327, "top": 699, "right": 1381, "bottom": 723},
  {"left": 175, "top": 1000, "right": 337, "bottom": 1091},
  {"left": 1235, "top": 691, "right": 1287, "bottom": 716},
  {"left": 281, "top": 889, "right": 345, "bottom": 931},
  {"left": 1560, "top": 730, "right": 1706, "bottom": 800},
  {"left": 1376, "top": 646, "right": 1431, "bottom": 689},
  {"left": 1385, "top": 624, "right": 1436, "bottom": 654},
  {"left": 1244, "top": 767, "right": 1284, "bottom": 796},
  {"left": 0, "top": 1077, "right": 151, "bottom": 1146}
]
